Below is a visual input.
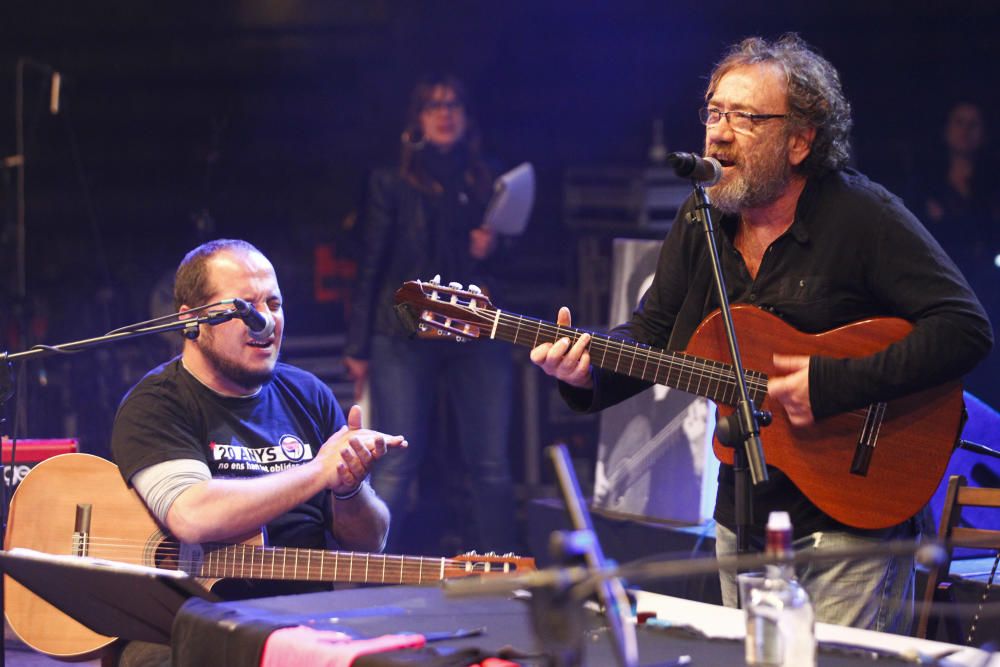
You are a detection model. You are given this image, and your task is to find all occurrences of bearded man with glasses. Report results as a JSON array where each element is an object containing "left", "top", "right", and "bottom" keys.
[{"left": 530, "top": 34, "right": 992, "bottom": 633}]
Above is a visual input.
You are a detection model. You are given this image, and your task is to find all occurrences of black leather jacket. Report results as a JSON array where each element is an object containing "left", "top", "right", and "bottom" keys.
[{"left": 345, "top": 163, "right": 492, "bottom": 359}]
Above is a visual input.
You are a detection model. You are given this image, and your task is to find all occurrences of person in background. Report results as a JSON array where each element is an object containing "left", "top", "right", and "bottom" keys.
[
  {"left": 923, "top": 101, "right": 999, "bottom": 408},
  {"left": 345, "top": 75, "right": 517, "bottom": 554}
]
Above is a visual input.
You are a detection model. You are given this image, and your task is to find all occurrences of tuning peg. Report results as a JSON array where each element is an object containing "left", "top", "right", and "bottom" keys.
[
  {"left": 467, "top": 284, "right": 483, "bottom": 295},
  {"left": 418, "top": 324, "right": 430, "bottom": 332},
  {"left": 430, "top": 275, "right": 442, "bottom": 285},
  {"left": 448, "top": 281, "right": 464, "bottom": 290}
]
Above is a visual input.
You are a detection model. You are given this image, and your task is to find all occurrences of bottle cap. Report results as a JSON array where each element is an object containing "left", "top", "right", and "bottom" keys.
[
  {"left": 765, "top": 510, "right": 793, "bottom": 556},
  {"left": 766, "top": 511, "right": 791, "bottom": 532}
]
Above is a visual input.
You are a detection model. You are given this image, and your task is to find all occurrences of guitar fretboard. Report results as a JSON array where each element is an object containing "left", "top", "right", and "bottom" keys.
[
  {"left": 492, "top": 311, "right": 768, "bottom": 406},
  {"left": 194, "top": 544, "right": 507, "bottom": 584}
]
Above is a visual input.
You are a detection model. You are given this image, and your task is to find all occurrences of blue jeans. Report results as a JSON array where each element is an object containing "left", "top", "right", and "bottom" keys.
[
  {"left": 715, "top": 522, "right": 915, "bottom": 634},
  {"left": 369, "top": 334, "right": 516, "bottom": 553}
]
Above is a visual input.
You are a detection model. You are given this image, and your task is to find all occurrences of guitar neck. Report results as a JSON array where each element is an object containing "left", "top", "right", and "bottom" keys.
[
  {"left": 196, "top": 544, "right": 498, "bottom": 584},
  {"left": 491, "top": 311, "right": 765, "bottom": 407}
]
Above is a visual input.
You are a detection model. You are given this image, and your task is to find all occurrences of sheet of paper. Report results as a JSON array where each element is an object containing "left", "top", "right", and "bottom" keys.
[{"left": 482, "top": 162, "right": 535, "bottom": 236}]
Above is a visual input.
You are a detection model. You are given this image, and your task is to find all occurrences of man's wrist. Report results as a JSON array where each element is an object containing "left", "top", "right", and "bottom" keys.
[{"left": 333, "top": 476, "right": 370, "bottom": 501}]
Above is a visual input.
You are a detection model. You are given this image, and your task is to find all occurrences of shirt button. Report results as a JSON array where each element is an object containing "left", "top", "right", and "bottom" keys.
[{"left": 749, "top": 292, "right": 757, "bottom": 301}]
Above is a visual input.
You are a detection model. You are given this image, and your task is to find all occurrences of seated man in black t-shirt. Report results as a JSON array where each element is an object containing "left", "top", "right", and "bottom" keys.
[{"left": 110, "top": 239, "right": 407, "bottom": 666}]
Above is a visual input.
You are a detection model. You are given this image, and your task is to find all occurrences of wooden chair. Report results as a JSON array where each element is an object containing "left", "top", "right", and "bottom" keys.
[{"left": 916, "top": 474, "right": 1000, "bottom": 641}]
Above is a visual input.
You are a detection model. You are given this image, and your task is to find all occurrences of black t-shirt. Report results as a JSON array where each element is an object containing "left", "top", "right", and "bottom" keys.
[{"left": 111, "top": 358, "right": 346, "bottom": 595}]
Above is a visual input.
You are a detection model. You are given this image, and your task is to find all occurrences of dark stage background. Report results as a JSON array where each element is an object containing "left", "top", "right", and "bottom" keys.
[{"left": 1, "top": 0, "right": 998, "bottom": 479}]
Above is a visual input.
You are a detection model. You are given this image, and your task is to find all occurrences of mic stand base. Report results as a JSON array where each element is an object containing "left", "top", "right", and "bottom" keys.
[{"left": 528, "top": 583, "right": 586, "bottom": 667}]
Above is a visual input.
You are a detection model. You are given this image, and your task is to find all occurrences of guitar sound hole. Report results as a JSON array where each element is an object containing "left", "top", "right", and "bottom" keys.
[{"left": 151, "top": 540, "right": 180, "bottom": 571}]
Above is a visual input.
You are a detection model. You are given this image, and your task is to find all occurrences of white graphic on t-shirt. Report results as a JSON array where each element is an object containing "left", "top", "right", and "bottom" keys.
[
  {"left": 211, "top": 436, "right": 315, "bottom": 474},
  {"left": 277, "top": 434, "right": 307, "bottom": 461}
]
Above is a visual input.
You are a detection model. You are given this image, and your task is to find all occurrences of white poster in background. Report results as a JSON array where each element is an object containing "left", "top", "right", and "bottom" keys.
[{"left": 592, "top": 238, "right": 719, "bottom": 524}]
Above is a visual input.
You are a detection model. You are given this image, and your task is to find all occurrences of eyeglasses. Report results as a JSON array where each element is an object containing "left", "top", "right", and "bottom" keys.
[
  {"left": 699, "top": 107, "right": 787, "bottom": 134},
  {"left": 423, "top": 100, "right": 464, "bottom": 113}
]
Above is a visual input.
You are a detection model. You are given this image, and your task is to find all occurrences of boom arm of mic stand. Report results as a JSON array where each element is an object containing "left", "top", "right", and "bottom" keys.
[
  {"left": 445, "top": 538, "right": 940, "bottom": 600},
  {"left": 2, "top": 308, "right": 240, "bottom": 364}
]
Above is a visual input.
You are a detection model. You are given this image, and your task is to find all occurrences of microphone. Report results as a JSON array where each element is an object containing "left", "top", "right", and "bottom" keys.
[
  {"left": 666, "top": 152, "right": 722, "bottom": 185},
  {"left": 50, "top": 72, "right": 61, "bottom": 115},
  {"left": 231, "top": 298, "right": 275, "bottom": 340}
]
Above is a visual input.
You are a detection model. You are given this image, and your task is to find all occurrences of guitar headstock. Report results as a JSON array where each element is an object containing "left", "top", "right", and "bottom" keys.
[
  {"left": 394, "top": 278, "right": 497, "bottom": 342},
  {"left": 448, "top": 551, "right": 537, "bottom": 578}
]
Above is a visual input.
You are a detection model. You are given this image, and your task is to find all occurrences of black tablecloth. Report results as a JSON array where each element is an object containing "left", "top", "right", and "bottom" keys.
[{"left": 173, "top": 584, "right": 918, "bottom": 666}]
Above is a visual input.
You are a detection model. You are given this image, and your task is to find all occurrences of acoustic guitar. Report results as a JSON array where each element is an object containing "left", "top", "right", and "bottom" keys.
[
  {"left": 4, "top": 453, "right": 535, "bottom": 660},
  {"left": 395, "top": 279, "right": 965, "bottom": 531}
]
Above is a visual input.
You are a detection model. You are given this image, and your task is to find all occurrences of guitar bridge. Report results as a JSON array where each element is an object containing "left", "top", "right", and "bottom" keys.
[
  {"left": 72, "top": 503, "right": 92, "bottom": 557},
  {"left": 850, "top": 402, "right": 887, "bottom": 476}
]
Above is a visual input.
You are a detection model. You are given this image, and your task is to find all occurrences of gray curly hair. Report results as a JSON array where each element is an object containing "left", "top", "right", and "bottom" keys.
[{"left": 706, "top": 34, "right": 852, "bottom": 176}]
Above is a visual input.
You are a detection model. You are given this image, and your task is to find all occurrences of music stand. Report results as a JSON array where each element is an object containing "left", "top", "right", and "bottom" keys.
[{"left": 0, "top": 548, "right": 218, "bottom": 645}]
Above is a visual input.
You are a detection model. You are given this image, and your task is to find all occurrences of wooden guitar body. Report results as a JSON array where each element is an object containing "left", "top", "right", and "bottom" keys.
[
  {"left": 689, "top": 306, "right": 964, "bottom": 529},
  {"left": 5, "top": 454, "right": 134, "bottom": 660},
  {"left": 4, "top": 454, "right": 534, "bottom": 659}
]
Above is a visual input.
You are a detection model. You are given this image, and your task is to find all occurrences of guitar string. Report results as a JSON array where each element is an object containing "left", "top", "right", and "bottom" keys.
[
  {"left": 432, "top": 292, "right": 883, "bottom": 420},
  {"left": 483, "top": 310, "right": 870, "bottom": 419},
  {"left": 64, "top": 537, "right": 516, "bottom": 577},
  {"left": 71, "top": 537, "right": 481, "bottom": 568},
  {"left": 491, "top": 311, "right": 769, "bottom": 395},
  {"left": 432, "top": 297, "right": 876, "bottom": 420}
]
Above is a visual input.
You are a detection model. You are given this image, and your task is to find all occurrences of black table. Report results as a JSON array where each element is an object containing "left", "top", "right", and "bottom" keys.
[{"left": 171, "top": 584, "right": 941, "bottom": 666}]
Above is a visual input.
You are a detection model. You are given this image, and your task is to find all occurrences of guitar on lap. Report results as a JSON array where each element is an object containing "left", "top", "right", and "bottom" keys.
[
  {"left": 4, "top": 453, "right": 535, "bottom": 660},
  {"left": 394, "top": 278, "right": 965, "bottom": 531}
]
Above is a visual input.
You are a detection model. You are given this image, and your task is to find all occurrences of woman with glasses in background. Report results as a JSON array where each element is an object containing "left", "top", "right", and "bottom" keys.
[{"left": 345, "top": 75, "right": 517, "bottom": 556}]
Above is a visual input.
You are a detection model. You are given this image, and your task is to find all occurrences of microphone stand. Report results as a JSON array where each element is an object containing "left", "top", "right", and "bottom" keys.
[
  {"left": 0, "top": 306, "right": 242, "bottom": 369},
  {"left": 0, "top": 300, "right": 246, "bottom": 664},
  {"left": 545, "top": 444, "right": 637, "bottom": 667},
  {"left": 5, "top": 57, "right": 62, "bottom": 503},
  {"left": 446, "top": 535, "right": 941, "bottom": 665},
  {"left": 446, "top": 536, "right": 935, "bottom": 600},
  {"left": 686, "top": 183, "right": 770, "bottom": 556}
]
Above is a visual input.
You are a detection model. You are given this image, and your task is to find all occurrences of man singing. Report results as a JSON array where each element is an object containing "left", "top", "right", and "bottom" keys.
[
  {"left": 530, "top": 35, "right": 991, "bottom": 632},
  {"left": 112, "top": 239, "right": 407, "bottom": 665}
]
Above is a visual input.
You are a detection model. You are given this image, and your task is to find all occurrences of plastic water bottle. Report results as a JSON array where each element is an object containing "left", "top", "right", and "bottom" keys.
[{"left": 745, "top": 511, "right": 817, "bottom": 666}]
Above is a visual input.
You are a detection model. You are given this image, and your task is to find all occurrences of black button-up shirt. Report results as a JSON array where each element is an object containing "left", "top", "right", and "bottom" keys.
[{"left": 564, "top": 168, "right": 992, "bottom": 537}]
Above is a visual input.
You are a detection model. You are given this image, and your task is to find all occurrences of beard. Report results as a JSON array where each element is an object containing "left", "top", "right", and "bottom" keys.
[
  {"left": 198, "top": 332, "right": 276, "bottom": 391},
  {"left": 707, "top": 129, "right": 793, "bottom": 214}
]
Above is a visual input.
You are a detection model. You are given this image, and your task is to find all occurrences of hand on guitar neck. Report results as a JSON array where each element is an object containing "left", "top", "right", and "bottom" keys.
[
  {"left": 528, "top": 306, "right": 594, "bottom": 389},
  {"left": 394, "top": 279, "right": 966, "bottom": 529},
  {"left": 528, "top": 306, "right": 815, "bottom": 424}
]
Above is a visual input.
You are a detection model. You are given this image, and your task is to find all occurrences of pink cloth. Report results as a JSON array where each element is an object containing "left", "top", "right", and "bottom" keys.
[{"left": 260, "top": 625, "right": 426, "bottom": 667}]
